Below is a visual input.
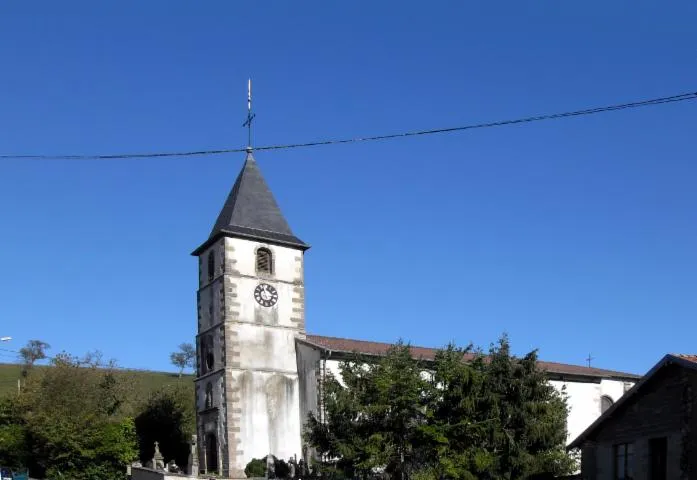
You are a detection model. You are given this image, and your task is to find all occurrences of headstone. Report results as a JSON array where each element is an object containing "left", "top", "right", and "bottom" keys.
[
  {"left": 188, "top": 434, "right": 199, "bottom": 477},
  {"left": 298, "top": 459, "right": 305, "bottom": 479},
  {"left": 288, "top": 457, "right": 296, "bottom": 479},
  {"left": 167, "top": 460, "right": 180, "bottom": 473},
  {"left": 153, "top": 441, "right": 165, "bottom": 470}
]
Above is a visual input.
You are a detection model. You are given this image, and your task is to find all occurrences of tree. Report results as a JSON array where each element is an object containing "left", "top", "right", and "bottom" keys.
[
  {"left": 305, "top": 341, "right": 429, "bottom": 480},
  {"left": 135, "top": 382, "right": 195, "bottom": 469},
  {"left": 18, "top": 339, "right": 50, "bottom": 377},
  {"left": 473, "top": 335, "right": 576, "bottom": 479},
  {"left": 15, "top": 351, "right": 138, "bottom": 480},
  {"left": 304, "top": 336, "right": 577, "bottom": 480},
  {"left": 170, "top": 343, "right": 196, "bottom": 377},
  {"left": 419, "top": 344, "right": 490, "bottom": 480},
  {"left": 0, "top": 396, "right": 28, "bottom": 470}
]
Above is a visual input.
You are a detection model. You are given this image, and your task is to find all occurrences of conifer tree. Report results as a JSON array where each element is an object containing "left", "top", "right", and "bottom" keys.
[{"left": 305, "top": 335, "right": 577, "bottom": 480}]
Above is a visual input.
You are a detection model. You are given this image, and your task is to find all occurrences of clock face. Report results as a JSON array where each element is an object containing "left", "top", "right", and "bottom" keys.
[{"left": 254, "top": 283, "right": 278, "bottom": 308}]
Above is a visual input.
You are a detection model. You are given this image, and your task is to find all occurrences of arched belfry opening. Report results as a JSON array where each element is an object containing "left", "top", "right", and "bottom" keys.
[{"left": 256, "top": 247, "right": 273, "bottom": 274}]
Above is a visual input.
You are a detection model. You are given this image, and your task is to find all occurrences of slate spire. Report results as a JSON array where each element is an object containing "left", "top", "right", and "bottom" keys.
[{"left": 193, "top": 151, "right": 308, "bottom": 254}]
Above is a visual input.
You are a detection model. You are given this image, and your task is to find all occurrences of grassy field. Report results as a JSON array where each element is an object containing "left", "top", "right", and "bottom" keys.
[{"left": 0, "top": 362, "right": 195, "bottom": 398}]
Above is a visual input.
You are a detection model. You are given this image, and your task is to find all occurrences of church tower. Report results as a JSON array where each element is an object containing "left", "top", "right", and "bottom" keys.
[{"left": 192, "top": 151, "right": 308, "bottom": 477}]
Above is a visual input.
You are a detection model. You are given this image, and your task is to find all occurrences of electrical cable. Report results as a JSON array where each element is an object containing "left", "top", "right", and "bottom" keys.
[{"left": 1, "top": 91, "right": 694, "bottom": 161}]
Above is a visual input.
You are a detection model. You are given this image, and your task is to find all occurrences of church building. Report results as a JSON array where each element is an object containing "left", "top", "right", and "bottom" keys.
[{"left": 191, "top": 150, "right": 641, "bottom": 478}]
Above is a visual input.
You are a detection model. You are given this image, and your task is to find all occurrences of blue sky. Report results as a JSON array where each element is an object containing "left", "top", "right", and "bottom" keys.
[{"left": 0, "top": 1, "right": 695, "bottom": 376}]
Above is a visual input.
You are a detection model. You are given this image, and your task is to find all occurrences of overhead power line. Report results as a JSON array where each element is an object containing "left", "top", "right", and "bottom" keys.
[{"left": 1, "top": 90, "right": 695, "bottom": 161}]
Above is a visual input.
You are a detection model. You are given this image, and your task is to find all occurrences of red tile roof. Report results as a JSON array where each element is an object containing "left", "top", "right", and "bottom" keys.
[
  {"left": 305, "top": 334, "right": 640, "bottom": 381},
  {"left": 674, "top": 354, "right": 697, "bottom": 364}
]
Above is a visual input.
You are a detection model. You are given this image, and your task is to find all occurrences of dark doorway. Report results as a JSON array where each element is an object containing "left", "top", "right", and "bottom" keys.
[
  {"left": 206, "top": 433, "right": 218, "bottom": 474},
  {"left": 649, "top": 437, "right": 667, "bottom": 480}
]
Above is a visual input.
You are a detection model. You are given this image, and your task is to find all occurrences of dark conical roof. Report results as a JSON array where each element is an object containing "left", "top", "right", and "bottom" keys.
[{"left": 192, "top": 151, "right": 308, "bottom": 255}]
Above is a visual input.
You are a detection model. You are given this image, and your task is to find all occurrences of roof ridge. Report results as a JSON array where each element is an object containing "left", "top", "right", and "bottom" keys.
[{"left": 306, "top": 333, "right": 641, "bottom": 379}]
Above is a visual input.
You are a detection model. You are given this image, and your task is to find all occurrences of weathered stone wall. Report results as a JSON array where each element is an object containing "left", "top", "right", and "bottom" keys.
[
  {"left": 296, "top": 340, "right": 321, "bottom": 452},
  {"left": 195, "top": 240, "right": 228, "bottom": 475}
]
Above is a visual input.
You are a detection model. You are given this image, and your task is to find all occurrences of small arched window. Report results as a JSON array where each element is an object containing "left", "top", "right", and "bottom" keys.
[
  {"left": 205, "top": 346, "right": 214, "bottom": 371},
  {"left": 207, "top": 252, "right": 215, "bottom": 282},
  {"left": 256, "top": 248, "right": 273, "bottom": 274},
  {"left": 601, "top": 395, "right": 614, "bottom": 414},
  {"left": 205, "top": 382, "right": 213, "bottom": 409},
  {"left": 200, "top": 336, "right": 214, "bottom": 374}
]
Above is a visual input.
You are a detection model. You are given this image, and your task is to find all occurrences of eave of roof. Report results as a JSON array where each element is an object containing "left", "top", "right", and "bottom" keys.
[
  {"left": 304, "top": 334, "right": 641, "bottom": 382},
  {"left": 567, "top": 353, "right": 697, "bottom": 449},
  {"left": 192, "top": 227, "right": 310, "bottom": 256}
]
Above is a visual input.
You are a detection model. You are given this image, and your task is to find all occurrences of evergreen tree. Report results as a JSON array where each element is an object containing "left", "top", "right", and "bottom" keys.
[
  {"left": 305, "top": 341, "right": 429, "bottom": 479},
  {"left": 475, "top": 335, "right": 575, "bottom": 479},
  {"left": 305, "top": 335, "right": 577, "bottom": 480}
]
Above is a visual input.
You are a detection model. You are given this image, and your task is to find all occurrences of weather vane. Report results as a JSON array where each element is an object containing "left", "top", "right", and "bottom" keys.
[{"left": 242, "top": 78, "right": 256, "bottom": 151}]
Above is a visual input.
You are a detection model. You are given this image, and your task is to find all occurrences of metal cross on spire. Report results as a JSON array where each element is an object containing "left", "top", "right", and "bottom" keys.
[
  {"left": 242, "top": 78, "right": 256, "bottom": 151},
  {"left": 586, "top": 353, "right": 595, "bottom": 368}
]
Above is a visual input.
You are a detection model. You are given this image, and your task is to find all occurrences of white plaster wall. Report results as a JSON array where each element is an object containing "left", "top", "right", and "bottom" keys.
[
  {"left": 225, "top": 237, "right": 302, "bottom": 284},
  {"left": 237, "top": 323, "right": 300, "bottom": 372},
  {"left": 551, "top": 378, "right": 632, "bottom": 445},
  {"left": 234, "top": 276, "right": 299, "bottom": 329},
  {"left": 325, "top": 359, "right": 344, "bottom": 386},
  {"left": 223, "top": 237, "right": 305, "bottom": 471},
  {"left": 234, "top": 369, "right": 302, "bottom": 468}
]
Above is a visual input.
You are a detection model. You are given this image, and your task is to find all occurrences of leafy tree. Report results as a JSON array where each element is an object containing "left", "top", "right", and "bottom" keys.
[
  {"left": 170, "top": 343, "right": 196, "bottom": 377},
  {"left": 135, "top": 382, "right": 195, "bottom": 469},
  {"left": 19, "top": 339, "right": 50, "bottom": 377},
  {"left": 244, "top": 456, "right": 291, "bottom": 479},
  {"left": 15, "top": 351, "right": 138, "bottom": 480},
  {"left": 0, "top": 396, "right": 28, "bottom": 469},
  {"left": 245, "top": 458, "right": 267, "bottom": 478}
]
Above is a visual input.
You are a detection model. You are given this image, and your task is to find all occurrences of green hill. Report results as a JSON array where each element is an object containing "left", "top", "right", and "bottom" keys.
[{"left": 0, "top": 362, "right": 194, "bottom": 398}]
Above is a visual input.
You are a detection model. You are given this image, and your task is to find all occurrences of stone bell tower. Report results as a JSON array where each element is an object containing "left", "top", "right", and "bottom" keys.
[{"left": 191, "top": 151, "right": 309, "bottom": 478}]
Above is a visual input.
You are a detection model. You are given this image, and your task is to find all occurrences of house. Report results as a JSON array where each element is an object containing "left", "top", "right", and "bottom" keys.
[
  {"left": 191, "top": 150, "right": 641, "bottom": 478},
  {"left": 569, "top": 354, "right": 697, "bottom": 480}
]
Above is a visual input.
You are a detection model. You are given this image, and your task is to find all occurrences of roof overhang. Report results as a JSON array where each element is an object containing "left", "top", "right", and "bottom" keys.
[{"left": 191, "top": 228, "right": 310, "bottom": 256}]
